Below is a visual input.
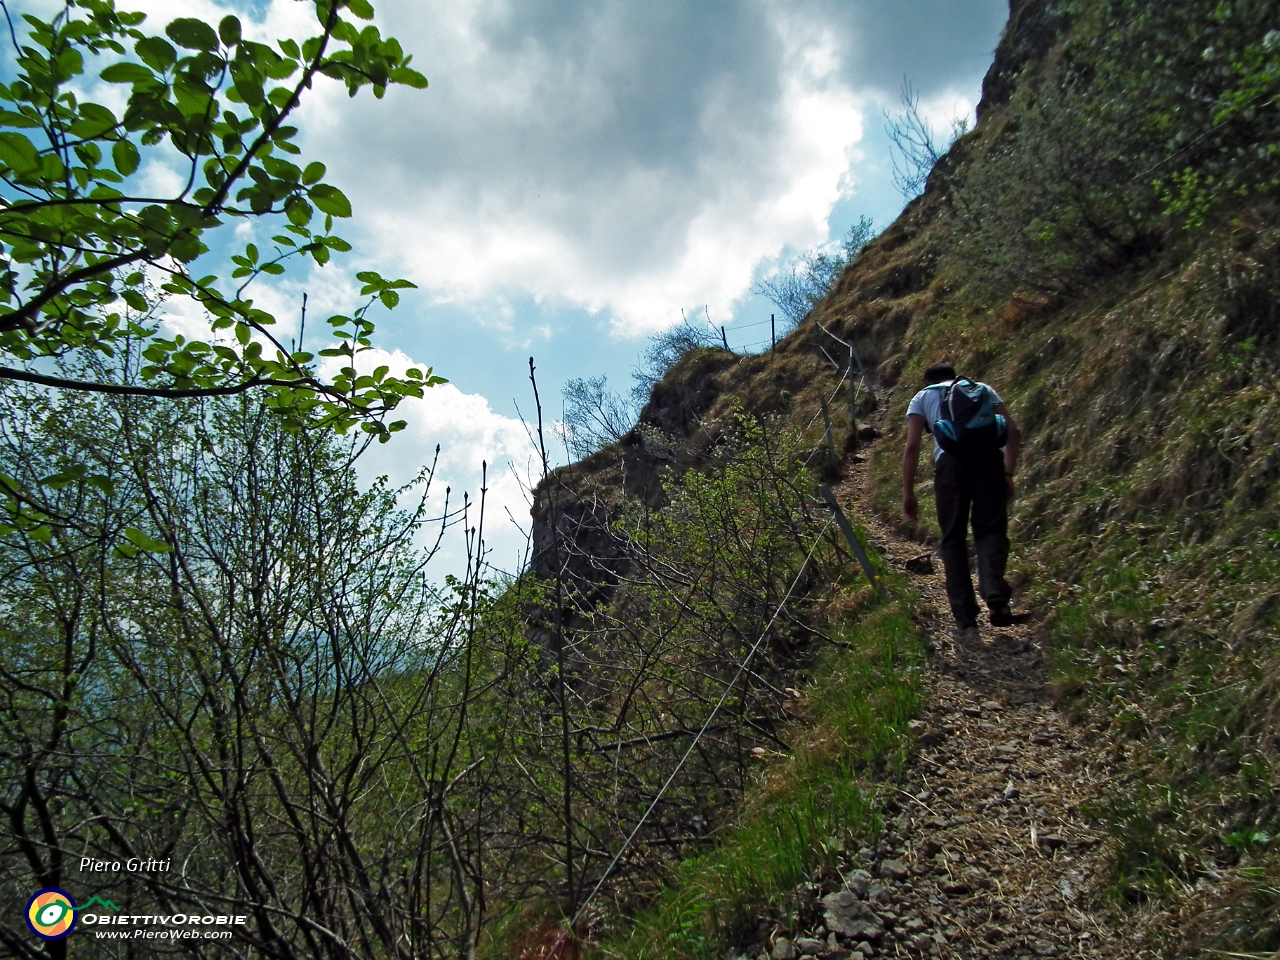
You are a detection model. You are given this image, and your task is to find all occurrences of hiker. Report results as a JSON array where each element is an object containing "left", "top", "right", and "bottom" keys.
[{"left": 902, "top": 362, "right": 1021, "bottom": 631}]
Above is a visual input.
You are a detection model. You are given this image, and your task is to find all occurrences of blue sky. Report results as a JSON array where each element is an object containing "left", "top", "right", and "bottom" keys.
[{"left": 19, "top": 0, "right": 1011, "bottom": 575}]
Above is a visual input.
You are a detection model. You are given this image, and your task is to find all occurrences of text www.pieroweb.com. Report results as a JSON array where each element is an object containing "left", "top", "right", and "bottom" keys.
[
  {"left": 82, "top": 914, "right": 246, "bottom": 940},
  {"left": 95, "top": 928, "right": 232, "bottom": 940}
]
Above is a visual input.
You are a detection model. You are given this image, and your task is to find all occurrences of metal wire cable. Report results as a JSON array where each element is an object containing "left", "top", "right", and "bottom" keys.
[{"left": 568, "top": 513, "right": 836, "bottom": 929}]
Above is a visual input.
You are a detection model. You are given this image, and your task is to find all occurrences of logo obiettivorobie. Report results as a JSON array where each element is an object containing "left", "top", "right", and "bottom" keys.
[{"left": 26, "top": 889, "right": 77, "bottom": 940}]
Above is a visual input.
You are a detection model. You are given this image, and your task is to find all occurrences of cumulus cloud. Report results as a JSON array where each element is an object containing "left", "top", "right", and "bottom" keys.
[{"left": 289, "top": 0, "right": 1004, "bottom": 333}]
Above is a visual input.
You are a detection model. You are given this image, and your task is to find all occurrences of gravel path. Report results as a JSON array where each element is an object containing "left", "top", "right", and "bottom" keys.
[{"left": 735, "top": 464, "right": 1159, "bottom": 960}]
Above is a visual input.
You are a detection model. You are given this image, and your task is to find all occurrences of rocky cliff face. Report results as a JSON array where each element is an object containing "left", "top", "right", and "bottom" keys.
[{"left": 976, "top": 0, "right": 1063, "bottom": 119}]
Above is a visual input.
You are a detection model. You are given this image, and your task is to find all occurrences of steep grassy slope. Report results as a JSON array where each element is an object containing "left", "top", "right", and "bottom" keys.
[
  {"left": 527, "top": 0, "right": 1280, "bottom": 953},
  {"left": 815, "top": 0, "right": 1280, "bottom": 949}
]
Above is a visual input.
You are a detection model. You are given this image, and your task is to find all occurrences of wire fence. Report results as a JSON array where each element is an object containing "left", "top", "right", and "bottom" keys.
[{"left": 568, "top": 513, "right": 836, "bottom": 932}]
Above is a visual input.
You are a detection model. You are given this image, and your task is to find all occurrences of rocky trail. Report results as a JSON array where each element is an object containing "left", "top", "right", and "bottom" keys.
[{"left": 732, "top": 461, "right": 1156, "bottom": 960}]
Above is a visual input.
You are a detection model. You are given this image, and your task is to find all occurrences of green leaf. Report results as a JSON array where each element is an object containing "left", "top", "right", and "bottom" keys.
[
  {"left": 123, "top": 527, "right": 172, "bottom": 554},
  {"left": 42, "top": 465, "right": 87, "bottom": 489},
  {"left": 379, "top": 290, "right": 399, "bottom": 309},
  {"left": 265, "top": 59, "right": 298, "bottom": 80},
  {"left": 347, "top": 0, "right": 376, "bottom": 19},
  {"left": 235, "top": 323, "right": 251, "bottom": 345},
  {"left": 302, "top": 161, "right": 326, "bottom": 185},
  {"left": 231, "top": 65, "right": 265, "bottom": 107},
  {"left": 308, "top": 183, "right": 352, "bottom": 218},
  {"left": 263, "top": 157, "right": 300, "bottom": 182},
  {"left": 75, "top": 102, "right": 119, "bottom": 136},
  {"left": 166, "top": 18, "right": 220, "bottom": 52},
  {"left": 100, "top": 62, "right": 154, "bottom": 83},
  {"left": 0, "top": 133, "right": 41, "bottom": 173},
  {"left": 285, "top": 196, "right": 313, "bottom": 226},
  {"left": 112, "top": 139, "right": 140, "bottom": 176},
  {"left": 389, "top": 66, "right": 428, "bottom": 89},
  {"left": 135, "top": 36, "right": 177, "bottom": 72},
  {"left": 218, "top": 15, "right": 242, "bottom": 46},
  {"left": 84, "top": 475, "right": 116, "bottom": 496},
  {"left": 0, "top": 109, "right": 40, "bottom": 129}
]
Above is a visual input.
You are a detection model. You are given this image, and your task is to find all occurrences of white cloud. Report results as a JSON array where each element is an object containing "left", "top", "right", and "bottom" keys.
[
  {"left": 320, "top": 348, "right": 538, "bottom": 578},
  {"left": 914, "top": 86, "right": 980, "bottom": 139},
  {"left": 293, "top": 0, "right": 873, "bottom": 334},
  {"left": 62, "top": 0, "right": 1003, "bottom": 348},
  {"left": 44, "top": 0, "right": 1005, "bottom": 576}
]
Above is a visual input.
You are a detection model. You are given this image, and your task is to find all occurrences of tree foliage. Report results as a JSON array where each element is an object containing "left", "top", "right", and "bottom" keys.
[
  {"left": 952, "top": 0, "right": 1280, "bottom": 292},
  {"left": 0, "top": 380, "right": 517, "bottom": 959},
  {"left": 0, "top": 0, "right": 441, "bottom": 437},
  {"left": 522, "top": 413, "right": 853, "bottom": 929},
  {"left": 0, "top": 370, "right": 856, "bottom": 956},
  {"left": 884, "top": 78, "right": 969, "bottom": 200},
  {"left": 559, "top": 318, "right": 719, "bottom": 462},
  {"left": 754, "top": 217, "right": 875, "bottom": 331},
  {"left": 559, "top": 374, "right": 635, "bottom": 460},
  {"left": 629, "top": 316, "right": 719, "bottom": 400}
]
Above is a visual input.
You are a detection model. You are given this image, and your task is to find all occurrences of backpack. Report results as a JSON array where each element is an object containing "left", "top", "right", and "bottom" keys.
[{"left": 927, "top": 377, "right": 1008, "bottom": 457}]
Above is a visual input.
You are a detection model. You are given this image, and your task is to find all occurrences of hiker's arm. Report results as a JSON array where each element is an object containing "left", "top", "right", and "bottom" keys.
[
  {"left": 995, "top": 403, "right": 1020, "bottom": 497},
  {"left": 903, "top": 414, "right": 926, "bottom": 520}
]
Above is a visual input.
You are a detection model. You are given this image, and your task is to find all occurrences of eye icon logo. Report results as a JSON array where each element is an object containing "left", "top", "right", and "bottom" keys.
[{"left": 26, "top": 889, "right": 77, "bottom": 940}]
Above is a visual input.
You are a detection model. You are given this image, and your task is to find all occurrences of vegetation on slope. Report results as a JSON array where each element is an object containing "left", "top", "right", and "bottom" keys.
[
  {"left": 567, "top": 0, "right": 1280, "bottom": 954},
  {"left": 833, "top": 0, "right": 1280, "bottom": 951},
  {"left": 605, "top": 597, "right": 924, "bottom": 960},
  {"left": 5, "top": 0, "right": 1280, "bottom": 957}
]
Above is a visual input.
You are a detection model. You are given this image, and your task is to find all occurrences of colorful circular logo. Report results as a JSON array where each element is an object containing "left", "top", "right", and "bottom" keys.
[{"left": 26, "top": 889, "right": 77, "bottom": 940}]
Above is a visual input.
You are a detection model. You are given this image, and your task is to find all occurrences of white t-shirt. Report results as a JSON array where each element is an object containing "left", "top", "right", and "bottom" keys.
[{"left": 906, "top": 380, "right": 1003, "bottom": 462}]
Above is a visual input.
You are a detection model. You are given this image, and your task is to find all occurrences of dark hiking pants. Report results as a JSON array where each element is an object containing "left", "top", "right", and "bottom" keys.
[{"left": 934, "top": 451, "right": 1011, "bottom": 627}]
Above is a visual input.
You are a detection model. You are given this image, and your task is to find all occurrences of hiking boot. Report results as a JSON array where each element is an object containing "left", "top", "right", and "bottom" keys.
[
  {"left": 952, "top": 623, "right": 980, "bottom": 642},
  {"left": 988, "top": 603, "right": 1015, "bottom": 627}
]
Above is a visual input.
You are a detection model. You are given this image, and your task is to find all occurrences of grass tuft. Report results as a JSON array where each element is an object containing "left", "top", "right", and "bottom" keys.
[{"left": 600, "top": 600, "right": 924, "bottom": 960}]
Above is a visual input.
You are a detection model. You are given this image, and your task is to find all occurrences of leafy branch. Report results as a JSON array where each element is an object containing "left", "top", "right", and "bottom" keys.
[{"left": 0, "top": 0, "right": 439, "bottom": 441}]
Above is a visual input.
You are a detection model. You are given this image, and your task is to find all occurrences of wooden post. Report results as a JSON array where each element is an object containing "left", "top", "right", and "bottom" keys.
[
  {"left": 771, "top": 314, "right": 776, "bottom": 349},
  {"left": 820, "top": 396, "right": 837, "bottom": 464},
  {"left": 720, "top": 325, "right": 729, "bottom": 351},
  {"left": 847, "top": 345, "right": 859, "bottom": 453},
  {"left": 819, "top": 485, "right": 882, "bottom": 597},
  {"left": 848, "top": 337, "right": 868, "bottom": 388}
]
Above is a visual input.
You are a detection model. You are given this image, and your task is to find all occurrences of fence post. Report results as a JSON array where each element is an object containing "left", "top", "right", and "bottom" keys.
[
  {"left": 819, "top": 485, "right": 882, "bottom": 597},
  {"left": 819, "top": 397, "right": 836, "bottom": 465},
  {"left": 771, "top": 314, "right": 776, "bottom": 349},
  {"left": 720, "top": 325, "right": 729, "bottom": 351},
  {"left": 847, "top": 345, "right": 860, "bottom": 453}
]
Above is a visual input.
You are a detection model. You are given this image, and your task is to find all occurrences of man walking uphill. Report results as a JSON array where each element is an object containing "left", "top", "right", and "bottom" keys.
[{"left": 902, "top": 362, "right": 1021, "bottom": 632}]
